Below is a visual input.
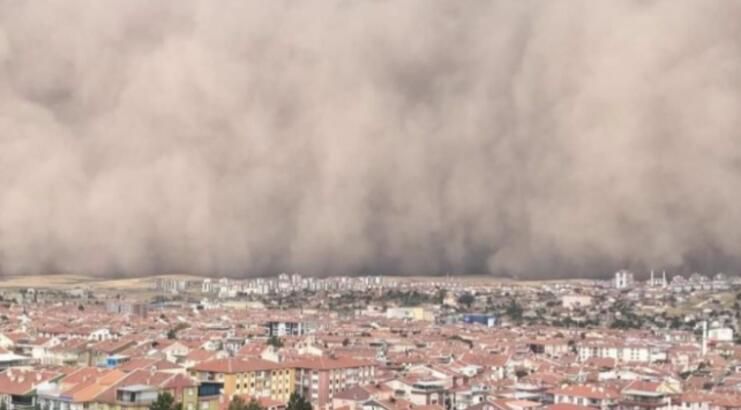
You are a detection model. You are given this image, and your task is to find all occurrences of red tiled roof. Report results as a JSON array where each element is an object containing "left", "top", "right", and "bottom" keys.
[
  {"left": 0, "top": 369, "right": 61, "bottom": 395},
  {"left": 288, "top": 356, "right": 373, "bottom": 370},
  {"left": 550, "top": 384, "right": 619, "bottom": 400},
  {"left": 192, "top": 358, "right": 283, "bottom": 374},
  {"left": 545, "top": 404, "right": 595, "bottom": 410}
]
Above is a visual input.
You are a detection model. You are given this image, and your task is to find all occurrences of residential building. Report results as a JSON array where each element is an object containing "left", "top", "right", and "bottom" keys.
[
  {"left": 190, "top": 358, "right": 294, "bottom": 403},
  {"left": 615, "top": 271, "right": 635, "bottom": 289},
  {"left": 292, "top": 356, "right": 376, "bottom": 410}
]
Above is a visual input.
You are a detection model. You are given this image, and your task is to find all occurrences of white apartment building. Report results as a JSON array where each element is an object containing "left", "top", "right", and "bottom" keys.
[
  {"left": 615, "top": 270, "right": 636, "bottom": 289},
  {"left": 577, "top": 340, "right": 666, "bottom": 363}
]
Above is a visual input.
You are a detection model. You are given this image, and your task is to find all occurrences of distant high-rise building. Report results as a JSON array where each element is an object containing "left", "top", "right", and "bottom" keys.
[
  {"left": 106, "top": 302, "right": 148, "bottom": 317},
  {"left": 647, "top": 270, "right": 668, "bottom": 288},
  {"left": 265, "top": 321, "right": 314, "bottom": 337},
  {"left": 155, "top": 278, "right": 188, "bottom": 293},
  {"left": 614, "top": 270, "right": 635, "bottom": 289}
]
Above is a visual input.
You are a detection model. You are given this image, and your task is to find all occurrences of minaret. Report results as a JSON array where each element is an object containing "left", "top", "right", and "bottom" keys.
[
  {"left": 702, "top": 321, "right": 708, "bottom": 356},
  {"left": 650, "top": 270, "right": 655, "bottom": 287},
  {"left": 662, "top": 271, "right": 667, "bottom": 288}
]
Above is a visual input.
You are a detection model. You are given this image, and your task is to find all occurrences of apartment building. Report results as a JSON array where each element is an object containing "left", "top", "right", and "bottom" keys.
[
  {"left": 291, "top": 357, "right": 375, "bottom": 410},
  {"left": 577, "top": 340, "right": 665, "bottom": 363},
  {"left": 548, "top": 385, "right": 620, "bottom": 410},
  {"left": 190, "top": 358, "right": 294, "bottom": 403}
]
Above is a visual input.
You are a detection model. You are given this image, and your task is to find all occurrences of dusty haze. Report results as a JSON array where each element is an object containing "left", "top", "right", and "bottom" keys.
[{"left": 1, "top": 1, "right": 740, "bottom": 278}]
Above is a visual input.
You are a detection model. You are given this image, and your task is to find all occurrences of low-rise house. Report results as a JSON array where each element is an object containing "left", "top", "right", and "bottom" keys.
[
  {"left": 460, "top": 354, "right": 511, "bottom": 381},
  {"left": 548, "top": 384, "right": 620, "bottom": 410},
  {"left": 676, "top": 392, "right": 741, "bottom": 410},
  {"left": 37, "top": 368, "right": 127, "bottom": 410},
  {"left": 620, "top": 381, "right": 676, "bottom": 410},
  {"left": 91, "top": 339, "right": 138, "bottom": 367},
  {"left": 0, "top": 368, "right": 62, "bottom": 410},
  {"left": 333, "top": 386, "right": 381, "bottom": 410},
  {"left": 150, "top": 341, "right": 191, "bottom": 363},
  {"left": 386, "top": 375, "right": 448, "bottom": 407},
  {"left": 528, "top": 340, "right": 571, "bottom": 358},
  {"left": 93, "top": 370, "right": 207, "bottom": 410},
  {"left": 450, "top": 384, "right": 490, "bottom": 410},
  {"left": 0, "top": 352, "right": 32, "bottom": 370}
]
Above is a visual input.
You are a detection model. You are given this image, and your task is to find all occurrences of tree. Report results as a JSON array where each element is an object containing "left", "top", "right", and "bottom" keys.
[
  {"left": 167, "top": 322, "right": 190, "bottom": 340},
  {"left": 435, "top": 289, "right": 447, "bottom": 305},
  {"left": 457, "top": 293, "right": 475, "bottom": 309},
  {"left": 286, "top": 393, "right": 312, "bottom": 410},
  {"left": 246, "top": 399, "right": 265, "bottom": 410},
  {"left": 506, "top": 300, "right": 523, "bottom": 322},
  {"left": 1, "top": 400, "right": 8, "bottom": 410},
  {"left": 229, "top": 396, "right": 246, "bottom": 410},
  {"left": 78, "top": 304, "right": 85, "bottom": 311},
  {"left": 514, "top": 369, "right": 529, "bottom": 380},
  {"left": 267, "top": 335, "right": 284, "bottom": 348},
  {"left": 149, "top": 392, "right": 181, "bottom": 410},
  {"left": 342, "top": 338, "right": 350, "bottom": 347}
]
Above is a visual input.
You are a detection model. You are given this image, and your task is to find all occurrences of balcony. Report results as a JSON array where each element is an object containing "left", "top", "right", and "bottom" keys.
[
  {"left": 11, "top": 395, "right": 35, "bottom": 410},
  {"left": 621, "top": 397, "right": 666, "bottom": 410},
  {"left": 116, "top": 385, "right": 159, "bottom": 406},
  {"left": 198, "top": 382, "right": 224, "bottom": 398}
]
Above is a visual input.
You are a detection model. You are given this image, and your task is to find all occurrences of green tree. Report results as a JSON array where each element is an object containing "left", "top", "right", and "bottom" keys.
[
  {"left": 167, "top": 322, "right": 190, "bottom": 340},
  {"left": 515, "top": 368, "right": 529, "bottom": 379},
  {"left": 149, "top": 392, "right": 181, "bottom": 410},
  {"left": 457, "top": 293, "right": 475, "bottom": 309},
  {"left": 506, "top": 300, "right": 523, "bottom": 322},
  {"left": 267, "top": 335, "right": 284, "bottom": 348},
  {"left": 286, "top": 393, "right": 312, "bottom": 410},
  {"left": 435, "top": 289, "right": 447, "bottom": 305},
  {"left": 246, "top": 399, "right": 266, "bottom": 410},
  {"left": 229, "top": 396, "right": 246, "bottom": 410},
  {"left": 1, "top": 400, "right": 8, "bottom": 410}
]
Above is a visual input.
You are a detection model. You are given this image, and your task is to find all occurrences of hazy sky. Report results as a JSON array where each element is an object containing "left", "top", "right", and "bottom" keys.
[{"left": 1, "top": 1, "right": 740, "bottom": 278}]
